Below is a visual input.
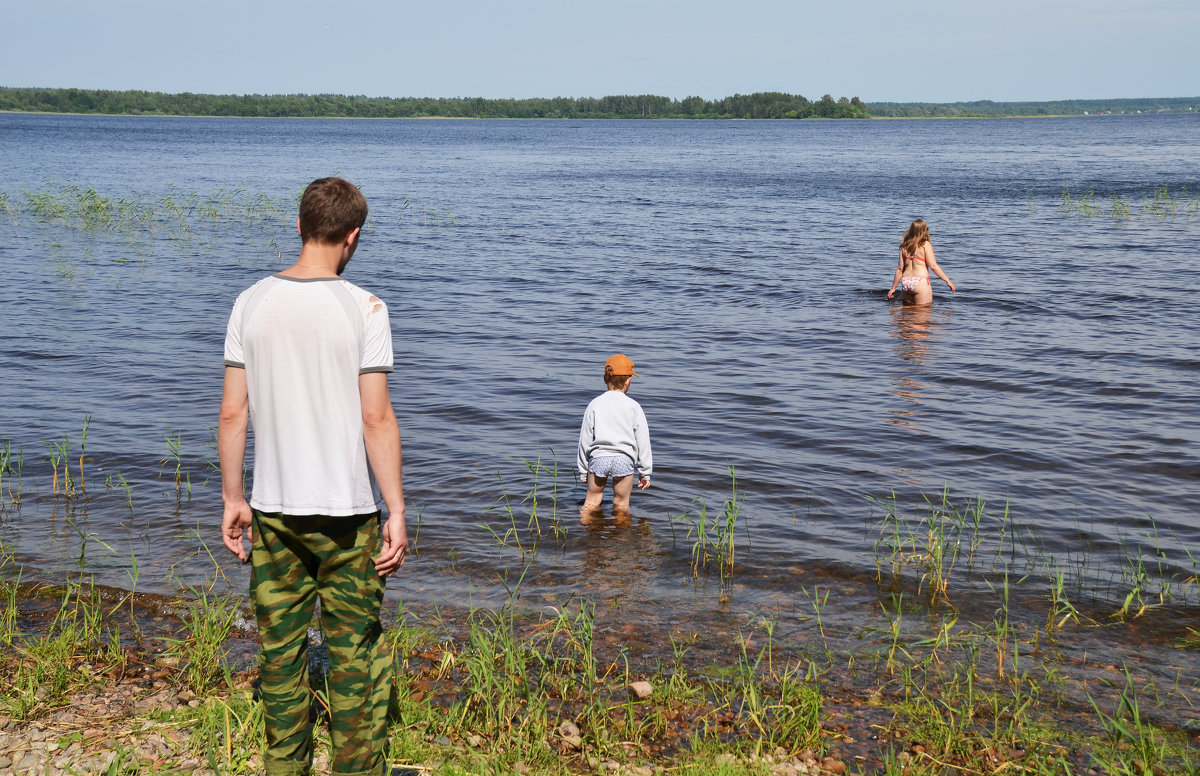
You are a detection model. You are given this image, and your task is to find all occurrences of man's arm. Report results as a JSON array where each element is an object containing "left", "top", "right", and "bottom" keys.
[
  {"left": 218, "top": 366, "right": 253, "bottom": 561},
  {"left": 360, "top": 371, "right": 408, "bottom": 576}
]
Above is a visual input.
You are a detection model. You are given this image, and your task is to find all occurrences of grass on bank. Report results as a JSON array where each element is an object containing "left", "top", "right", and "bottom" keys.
[{"left": 2, "top": 527, "right": 1198, "bottom": 775}]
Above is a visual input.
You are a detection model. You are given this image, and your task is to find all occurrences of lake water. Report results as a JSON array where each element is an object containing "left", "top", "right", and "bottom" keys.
[{"left": 1, "top": 114, "right": 1198, "bottom": 670}]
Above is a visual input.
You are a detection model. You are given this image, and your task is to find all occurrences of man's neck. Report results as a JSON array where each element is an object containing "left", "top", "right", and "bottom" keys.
[{"left": 280, "top": 244, "right": 345, "bottom": 278}]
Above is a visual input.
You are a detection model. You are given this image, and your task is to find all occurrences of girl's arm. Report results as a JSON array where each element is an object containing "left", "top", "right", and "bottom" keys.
[
  {"left": 887, "top": 250, "right": 904, "bottom": 298},
  {"left": 924, "top": 242, "right": 955, "bottom": 293}
]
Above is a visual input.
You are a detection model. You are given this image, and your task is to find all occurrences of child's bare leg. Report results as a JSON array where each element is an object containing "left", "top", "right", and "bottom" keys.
[
  {"left": 611, "top": 475, "right": 635, "bottom": 516},
  {"left": 581, "top": 474, "right": 607, "bottom": 522}
]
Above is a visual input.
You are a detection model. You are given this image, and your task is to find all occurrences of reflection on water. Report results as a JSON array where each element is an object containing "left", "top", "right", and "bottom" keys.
[
  {"left": 889, "top": 302, "right": 938, "bottom": 366},
  {"left": 885, "top": 303, "right": 946, "bottom": 427},
  {"left": 578, "top": 516, "right": 664, "bottom": 603}
]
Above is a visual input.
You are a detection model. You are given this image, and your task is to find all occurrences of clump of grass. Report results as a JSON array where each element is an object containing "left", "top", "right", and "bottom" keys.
[
  {"left": 1044, "top": 569, "right": 1082, "bottom": 636},
  {"left": 77, "top": 412, "right": 91, "bottom": 493},
  {"left": 1, "top": 527, "right": 128, "bottom": 720},
  {"left": 159, "top": 428, "right": 190, "bottom": 497},
  {"left": 0, "top": 437, "right": 24, "bottom": 506},
  {"left": 481, "top": 451, "right": 568, "bottom": 551},
  {"left": 0, "top": 540, "right": 19, "bottom": 646},
  {"left": 730, "top": 614, "right": 824, "bottom": 755},
  {"left": 44, "top": 435, "right": 75, "bottom": 497},
  {"left": 1109, "top": 192, "right": 1132, "bottom": 221},
  {"left": 105, "top": 469, "right": 134, "bottom": 509},
  {"left": 3, "top": 183, "right": 292, "bottom": 233},
  {"left": 870, "top": 488, "right": 993, "bottom": 601},
  {"left": 1088, "top": 667, "right": 1189, "bottom": 776},
  {"left": 163, "top": 573, "right": 246, "bottom": 694},
  {"left": 673, "top": 466, "right": 746, "bottom": 591},
  {"left": 1058, "top": 183, "right": 1200, "bottom": 222}
]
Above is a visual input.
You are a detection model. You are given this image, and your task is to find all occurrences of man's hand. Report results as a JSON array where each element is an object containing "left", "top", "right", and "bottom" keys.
[
  {"left": 375, "top": 510, "right": 409, "bottom": 577},
  {"left": 222, "top": 500, "right": 253, "bottom": 562}
]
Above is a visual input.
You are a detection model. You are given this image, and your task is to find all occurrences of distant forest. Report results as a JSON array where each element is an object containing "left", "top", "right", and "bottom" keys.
[
  {"left": 1, "top": 87, "right": 1197, "bottom": 119},
  {"left": 0, "top": 87, "right": 867, "bottom": 119},
  {"left": 867, "top": 97, "right": 1199, "bottom": 117}
]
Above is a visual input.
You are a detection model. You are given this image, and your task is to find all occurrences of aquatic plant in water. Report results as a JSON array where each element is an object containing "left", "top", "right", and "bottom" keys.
[
  {"left": 1058, "top": 183, "right": 1200, "bottom": 223},
  {"left": 0, "top": 438, "right": 24, "bottom": 506},
  {"left": 481, "top": 451, "right": 568, "bottom": 551},
  {"left": 672, "top": 466, "right": 746, "bottom": 590}
]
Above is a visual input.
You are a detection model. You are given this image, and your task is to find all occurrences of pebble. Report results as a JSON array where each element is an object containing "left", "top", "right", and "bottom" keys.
[{"left": 629, "top": 681, "right": 654, "bottom": 699}]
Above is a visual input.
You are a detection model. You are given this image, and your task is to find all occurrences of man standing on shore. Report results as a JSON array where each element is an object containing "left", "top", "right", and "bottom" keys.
[{"left": 219, "top": 177, "right": 407, "bottom": 776}]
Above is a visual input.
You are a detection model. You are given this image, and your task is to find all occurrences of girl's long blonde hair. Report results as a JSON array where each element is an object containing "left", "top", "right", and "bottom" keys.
[{"left": 900, "top": 219, "right": 931, "bottom": 257}]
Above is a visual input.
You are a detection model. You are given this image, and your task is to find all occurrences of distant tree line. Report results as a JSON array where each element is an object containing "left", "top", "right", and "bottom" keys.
[
  {"left": 866, "top": 97, "right": 1199, "bottom": 117},
  {"left": 6, "top": 88, "right": 1195, "bottom": 120},
  {"left": 0, "top": 87, "right": 869, "bottom": 119}
]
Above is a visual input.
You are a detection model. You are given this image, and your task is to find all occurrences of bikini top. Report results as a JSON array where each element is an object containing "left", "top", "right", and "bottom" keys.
[{"left": 903, "top": 255, "right": 927, "bottom": 264}]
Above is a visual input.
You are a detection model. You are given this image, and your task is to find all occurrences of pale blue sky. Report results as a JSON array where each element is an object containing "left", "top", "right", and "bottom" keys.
[{"left": 3, "top": 0, "right": 1197, "bottom": 102}]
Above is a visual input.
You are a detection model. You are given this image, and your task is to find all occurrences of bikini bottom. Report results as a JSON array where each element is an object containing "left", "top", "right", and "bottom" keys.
[{"left": 900, "top": 275, "right": 929, "bottom": 293}]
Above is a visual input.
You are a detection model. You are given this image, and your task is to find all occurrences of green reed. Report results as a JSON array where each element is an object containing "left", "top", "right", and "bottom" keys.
[
  {"left": 1058, "top": 183, "right": 1200, "bottom": 222},
  {"left": 3, "top": 526, "right": 127, "bottom": 720},
  {"left": 729, "top": 614, "right": 824, "bottom": 755},
  {"left": 482, "top": 452, "right": 569, "bottom": 551},
  {"left": 44, "top": 435, "right": 75, "bottom": 497},
  {"left": 164, "top": 576, "right": 244, "bottom": 694},
  {"left": 1044, "top": 569, "right": 1082, "bottom": 636},
  {"left": 0, "top": 540, "right": 18, "bottom": 647},
  {"left": 105, "top": 469, "right": 134, "bottom": 508},
  {"left": 160, "top": 428, "right": 189, "bottom": 496},
  {"left": 1088, "top": 667, "right": 1187, "bottom": 776},
  {"left": 673, "top": 466, "right": 745, "bottom": 589},
  {"left": 519, "top": 451, "right": 564, "bottom": 539},
  {"left": 0, "top": 438, "right": 24, "bottom": 506},
  {"left": 870, "top": 488, "right": 996, "bottom": 602},
  {"left": 1109, "top": 192, "right": 1132, "bottom": 221},
  {"left": 77, "top": 413, "right": 91, "bottom": 492},
  {"left": 3, "top": 183, "right": 292, "bottom": 232}
]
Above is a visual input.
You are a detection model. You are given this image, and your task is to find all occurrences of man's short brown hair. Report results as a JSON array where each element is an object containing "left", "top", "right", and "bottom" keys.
[{"left": 298, "top": 177, "right": 368, "bottom": 245}]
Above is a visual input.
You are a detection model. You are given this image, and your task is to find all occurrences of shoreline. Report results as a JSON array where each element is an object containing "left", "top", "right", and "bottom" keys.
[{"left": 2, "top": 109, "right": 1190, "bottom": 121}]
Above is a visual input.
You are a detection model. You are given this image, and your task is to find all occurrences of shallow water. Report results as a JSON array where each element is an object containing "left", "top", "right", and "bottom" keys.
[{"left": 1, "top": 114, "right": 1198, "bottom": 658}]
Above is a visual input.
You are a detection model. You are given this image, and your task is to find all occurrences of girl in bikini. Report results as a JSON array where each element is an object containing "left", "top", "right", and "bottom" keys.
[{"left": 887, "top": 218, "right": 955, "bottom": 305}]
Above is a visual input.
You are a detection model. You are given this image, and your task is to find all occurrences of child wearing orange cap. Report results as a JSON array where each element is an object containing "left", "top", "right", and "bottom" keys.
[{"left": 577, "top": 354, "right": 653, "bottom": 519}]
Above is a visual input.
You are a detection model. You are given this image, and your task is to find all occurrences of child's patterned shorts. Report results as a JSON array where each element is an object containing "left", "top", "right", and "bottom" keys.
[{"left": 588, "top": 456, "right": 636, "bottom": 478}]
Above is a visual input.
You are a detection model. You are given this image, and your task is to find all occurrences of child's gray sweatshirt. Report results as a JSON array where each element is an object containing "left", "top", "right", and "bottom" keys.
[{"left": 576, "top": 390, "right": 653, "bottom": 478}]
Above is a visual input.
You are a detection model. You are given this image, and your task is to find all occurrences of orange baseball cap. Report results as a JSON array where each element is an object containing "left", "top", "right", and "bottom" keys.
[{"left": 604, "top": 353, "right": 639, "bottom": 377}]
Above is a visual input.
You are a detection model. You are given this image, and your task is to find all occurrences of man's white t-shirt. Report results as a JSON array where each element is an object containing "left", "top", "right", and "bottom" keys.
[{"left": 223, "top": 274, "right": 393, "bottom": 516}]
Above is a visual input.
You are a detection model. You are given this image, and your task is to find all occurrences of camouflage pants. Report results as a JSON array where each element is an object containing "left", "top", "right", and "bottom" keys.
[{"left": 251, "top": 511, "right": 390, "bottom": 776}]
